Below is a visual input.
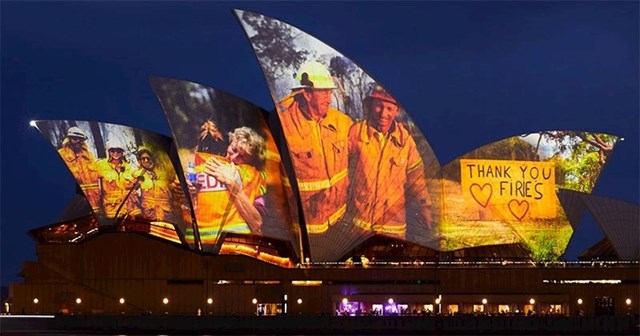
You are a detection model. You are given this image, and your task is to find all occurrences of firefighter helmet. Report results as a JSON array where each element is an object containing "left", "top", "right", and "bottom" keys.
[
  {"left": 66, "top": 126, "right": 87, "bottom": 140},
  {"left": 136, "top": 146, "right": 152, "bottom": 159},
  {"left": 364, "top": 85, "right": 397, "bottom": 105},
  {"left": 294, "top": 61, "right": 336, "bottom": 90},
  {"left": 105, "top": 138, "right": 125, "bottom": 152}
]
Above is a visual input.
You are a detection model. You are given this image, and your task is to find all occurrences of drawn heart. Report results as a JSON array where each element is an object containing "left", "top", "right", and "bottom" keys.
[
  {"left": 508, "top": 199, "right": 529, "bottom": 221},
  {"left": 469, "top": 183, "right": 492, "bottom": 208}
]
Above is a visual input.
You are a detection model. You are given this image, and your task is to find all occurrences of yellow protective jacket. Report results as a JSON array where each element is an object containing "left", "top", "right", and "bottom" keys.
[
  {"left": 191, "top": 152, "right": 266, "bottom": 245},
  {"left": 278, "top": 95, "right": 352, "bottom": 234},
  {"left": 348, "top": 120, "right": 432, "bottom": 237},
  {"left": 97, "top": 159, "right": 137, "bottom": 218},
  {"left": 135, "top": 168, "right": 173, "bottom": 222},
  {"left": 58, "top": 143, "right": 101, "bottom": 212}
]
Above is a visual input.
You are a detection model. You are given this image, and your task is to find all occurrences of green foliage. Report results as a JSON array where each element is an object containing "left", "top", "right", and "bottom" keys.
[
  {"left": 541, "top": 131, "right": 616, "bottom": 192},
  {"left": 522, "top": 227, "right": 572, "bottom": 262}
]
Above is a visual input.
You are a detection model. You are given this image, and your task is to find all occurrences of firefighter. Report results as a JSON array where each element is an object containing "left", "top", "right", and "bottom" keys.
[
  {"left": 96, "top": 138, "right": 137, "bottom": 218},
  {"left": 134, "top": 146, "right": 174, "bottom": 222},
  {"left": 277, "top": 61, "right": 353, "bottom": 234},
  {"left": 348, "top": 85, "right": 433, "bottom": 239},
  {"left": 57, "top": 126, "right": 101, "bottom": 213},
  {"left": 187, "top": 127, "right": 266, "bottom": 246}
]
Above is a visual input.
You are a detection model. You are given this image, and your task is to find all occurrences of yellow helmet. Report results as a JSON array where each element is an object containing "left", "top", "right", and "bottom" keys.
[{"left": 293, "top": 61, "right": 336, "bottom": 90}]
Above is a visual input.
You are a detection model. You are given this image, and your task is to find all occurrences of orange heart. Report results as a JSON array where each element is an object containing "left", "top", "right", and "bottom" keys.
[
  {"left": 508, "top": 199, "right": 529, "bottom": 221},
  {"left": 469, "top": 183, "right": 492, "bottom": 207}
]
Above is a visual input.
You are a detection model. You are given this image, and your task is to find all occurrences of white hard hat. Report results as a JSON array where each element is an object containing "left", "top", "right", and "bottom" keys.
[
  {"left": 66, "top": 126, "right": 87, "bottom": 140},
  {"left": 105, "top": 138, "right": 125, "bottom": 152},
  {"left": 293, "top": 61, "right": 336, "bottom": 90}
]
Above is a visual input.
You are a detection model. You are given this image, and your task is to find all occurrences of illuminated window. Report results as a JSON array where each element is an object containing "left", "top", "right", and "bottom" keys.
[
  {"left": 447, "top": 304, "right": 459, "bottom": 315},
  {"left": 291, "top": 280, "right": 322, "bottom": 286},
  {"left": 498, "top": 305, "right": 510, "bottom": 313},
  {"left": 543, "top": 279, "right": 622, "bottom": 284},
  {"left": 473, "top": 304, "right": 484, "bottom": 313}
]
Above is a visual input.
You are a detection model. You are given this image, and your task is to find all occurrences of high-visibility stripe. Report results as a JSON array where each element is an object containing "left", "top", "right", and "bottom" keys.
[
  {"left": 407, "top": 160, "right": 423, "bottom": 172},
  {"left": 296, "top": 169, "right": 348, "bottom": 192},
  {"left": 305, "top": 203, "right": 346, "bottom": 234},
  {"left": 353, "top": 217, "right": 406, "bottom": 234},
  {"left": 183, "top": 222, "right": 252, "bottom": 243},
  {"left": 80, "top": 183, "right": 99, "bottom": 188}
]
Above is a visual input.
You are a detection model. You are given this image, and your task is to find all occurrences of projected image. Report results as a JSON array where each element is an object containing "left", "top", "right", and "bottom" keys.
[
  {"left": 236, "top": 10, "right": 441, "bottom": 260},
  {"left": 150, "top": 77, "right": 296, "bottom": 252},
  {"left": 34, "top": 120, "right": 190, "bottom": 245},
  {"left": 440, "top": 131, "right": 619, "bottom": 260}
]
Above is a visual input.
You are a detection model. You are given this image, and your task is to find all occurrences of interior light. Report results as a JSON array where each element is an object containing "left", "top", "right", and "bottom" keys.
[
  {"left": 252, "top": 298, "right": 258, "bottom": 304},
  {"left": 162, "top": 298, "right": 169, "bottom": 305},
  {"left": 207, "top": 298, "right": 213, "bottom": 305},
  {"left": 75, "top": 298, "right": 82, "bottom": 304},
  {"left": 529, "top": 298, "right": 535, "bottom": 305},
  {"left": 342, "top": 298, "right": 348, "bottom": 305},
  {"left": 577, "top": 298, "right": 583, "bottom": 305},
  {"left": 33, "top": 298, "right": 39, "bottom": 304},
  {"left": 119, "top": 298, "right": 125, "bottom": 304},
  {"left": 626, "top": 298, "right": 632, "bottom": 305},
  {"left": 388, "top": 298, "right": 394, "bottom": 304},
  {"left": 482, "top": 298, "right": 488, "bottom": 305},
  {"left": 297, "top": 298, "right": 302, "bottom": 304},
  {"left": 435, "top": 298, "right": 441, "bottom": 305}
]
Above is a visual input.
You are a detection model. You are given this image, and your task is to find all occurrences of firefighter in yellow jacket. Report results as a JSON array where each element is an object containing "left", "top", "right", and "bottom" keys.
[
  {"left": 134, "top": 146, "right": 174, "bottom": 222},
  {"left": 57, "top": 127, "right": 100, "bottom": 213},
  {"left": 348, "top": 85, "right": 433, "bottom": 239},
  {"left": 96, "top": 138, "right": 137, "bottom": 219},
  {"left": 277, "top": 61, "right": 353, "bottom": 234},
  {"left": 187, "top": 127, "right": 266, "bottom": 246}
]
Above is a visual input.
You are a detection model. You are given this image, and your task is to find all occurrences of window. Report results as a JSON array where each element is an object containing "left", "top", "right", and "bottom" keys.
[{"left": 447, "top": 304, "right": 459, "bottom": 315}]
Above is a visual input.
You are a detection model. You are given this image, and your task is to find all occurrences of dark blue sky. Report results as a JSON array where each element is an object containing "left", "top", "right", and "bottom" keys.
[{"left": 2, "top": 2, "right": 638, "bottom": 286}]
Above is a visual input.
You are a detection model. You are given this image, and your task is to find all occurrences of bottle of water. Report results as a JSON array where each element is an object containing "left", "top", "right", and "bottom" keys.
[{"left": 186, "top": 161, "right": 197, "bottom": 183}]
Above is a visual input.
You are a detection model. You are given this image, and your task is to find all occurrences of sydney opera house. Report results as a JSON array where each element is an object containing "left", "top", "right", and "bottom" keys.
[{"left": 7, "top": 10, "right": 639, "bottom": 318}]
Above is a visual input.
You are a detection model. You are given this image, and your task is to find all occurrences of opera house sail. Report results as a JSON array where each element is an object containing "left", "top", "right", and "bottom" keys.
[{"left": 6, "top": 8, "right": 637, "bottom": 322}]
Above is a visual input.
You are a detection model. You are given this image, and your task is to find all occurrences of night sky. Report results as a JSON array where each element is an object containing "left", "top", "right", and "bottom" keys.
[{"left": 1, "top": 2, "right": 638, "bottom": 287}]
